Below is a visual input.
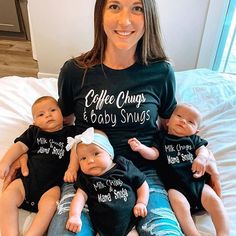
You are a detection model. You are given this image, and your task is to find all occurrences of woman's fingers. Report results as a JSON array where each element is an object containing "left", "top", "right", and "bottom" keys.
[
  {"left": 2, "top": 154, "right": 29, "bottom": 191},
  {"left": 19, "top": 154, "right": 29, "bottom": 176}
]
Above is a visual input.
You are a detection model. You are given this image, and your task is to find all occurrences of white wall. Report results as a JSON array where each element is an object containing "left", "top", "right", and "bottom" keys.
[
  {"left": 157, "top": 0, "right": 209, "bottom": 71},
  {"left": 28, "top": 0, "right": 95, "bottom": 78},
  {"left": 28, "top": 0, "right": 226, "bottom": 77}
]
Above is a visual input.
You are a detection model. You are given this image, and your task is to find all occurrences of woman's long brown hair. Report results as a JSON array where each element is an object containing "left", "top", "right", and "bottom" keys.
[{"left": 74, "top": 0, "right": 169, "bottom": 69}]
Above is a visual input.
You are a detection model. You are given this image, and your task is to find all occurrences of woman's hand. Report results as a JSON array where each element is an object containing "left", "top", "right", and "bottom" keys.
[
  {"left": 2, "top": 153, "right": 29, "bottom": 191},
  {"left": 208, "top": 171, "right": 221, "bottom": 197}
]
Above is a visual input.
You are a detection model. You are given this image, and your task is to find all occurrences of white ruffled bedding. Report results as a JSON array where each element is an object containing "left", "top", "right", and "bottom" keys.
[{"left": 0, "top": 69, "right": 235, "bottom": 235}]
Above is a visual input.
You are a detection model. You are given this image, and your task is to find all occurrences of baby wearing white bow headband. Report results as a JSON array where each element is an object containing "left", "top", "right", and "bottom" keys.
[
  {"left": 65, "top": 127, "right": 150, "bottom": 236},
  {"left": 64, "top": 127, "right": 114, "bottom": 182}
]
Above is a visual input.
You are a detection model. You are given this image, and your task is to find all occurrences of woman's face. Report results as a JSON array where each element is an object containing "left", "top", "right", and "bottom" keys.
[{"left": 103, "top": 0, "right": 144, "bottom": 53}]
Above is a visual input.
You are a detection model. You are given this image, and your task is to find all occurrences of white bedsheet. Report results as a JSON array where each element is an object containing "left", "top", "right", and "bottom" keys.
[{"left": 0, "top": 69, "right": 235, "bottom": 235}]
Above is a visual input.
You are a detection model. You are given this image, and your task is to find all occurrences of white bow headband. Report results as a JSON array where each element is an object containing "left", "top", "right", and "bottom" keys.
[{"left": 66, "top": 127, "right": 114, "bottom": 158}]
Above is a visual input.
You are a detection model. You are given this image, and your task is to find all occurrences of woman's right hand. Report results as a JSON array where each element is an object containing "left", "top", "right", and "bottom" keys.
[{"left": 2, "top": 153, "right": 29, "bottom": 191}]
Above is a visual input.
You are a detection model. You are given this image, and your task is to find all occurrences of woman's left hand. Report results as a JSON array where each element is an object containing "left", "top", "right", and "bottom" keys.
[{"left": 2, "top": 154, "right": 29, "bottom": 191}]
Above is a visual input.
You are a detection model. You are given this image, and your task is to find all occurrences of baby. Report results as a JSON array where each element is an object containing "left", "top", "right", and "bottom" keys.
[
  {"left": 0, "top": 96, "right": 75, "bottom": 236},
  {"left": 128, "top": 103, "right": 229, "bottom": 236},
  {"left": 66, "top": 127, "right": 149, "bottom": 236}
]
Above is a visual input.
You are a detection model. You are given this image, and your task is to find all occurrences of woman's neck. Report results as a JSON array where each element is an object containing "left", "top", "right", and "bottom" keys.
[{"left": 103, "top": 47, "right": 136, "bottom": 70}]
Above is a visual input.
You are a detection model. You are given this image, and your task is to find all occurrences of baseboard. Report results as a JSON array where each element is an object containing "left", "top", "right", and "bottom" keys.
[{"left": 37, "top": 72, "right": 58, "bottom": 79}]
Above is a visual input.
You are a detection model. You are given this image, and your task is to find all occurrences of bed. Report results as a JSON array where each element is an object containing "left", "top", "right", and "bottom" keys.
[{"left": 0, "top": 69, "right": 235, "bottom": 235}]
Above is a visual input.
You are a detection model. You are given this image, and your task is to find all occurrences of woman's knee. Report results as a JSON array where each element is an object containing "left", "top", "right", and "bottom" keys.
[
  {"left": 137, "top": 206, "right": 184, "bottom": 236},
  {"left": 47, "top": 183, "right": 95, "bottom": 236},
  {"left": 136, "top": 189, "right": 184, "bottom": 236}
]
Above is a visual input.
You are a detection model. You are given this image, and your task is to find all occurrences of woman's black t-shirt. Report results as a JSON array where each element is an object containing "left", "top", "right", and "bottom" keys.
[{"left": 58, "top": 60, "right": 176, "bottom": 170}]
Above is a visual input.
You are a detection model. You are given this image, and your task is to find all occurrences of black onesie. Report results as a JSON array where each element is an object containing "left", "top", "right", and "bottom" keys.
[
  {"left": 156, "top": 131, "right": 208, "bottom": 212},
  {"left": 74, "top": 155, "right": 146, "bottom": 236},
  {"left": 15, "top": 125, "right": 75, "bottom": 212}
]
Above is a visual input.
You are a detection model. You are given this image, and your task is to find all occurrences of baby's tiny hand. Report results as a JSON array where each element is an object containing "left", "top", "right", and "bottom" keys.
[
  {"left": 133, "top": 202, "right": 147, "bottom": 218},
  {"left": 128, "top": 138, "right": 142, "bottom": 152},
  {"left": 64, "top": 169, "right": 77, "bottom": 183},
  {"left": 66, "top": 215, "right": 82, "bottom": 233}
]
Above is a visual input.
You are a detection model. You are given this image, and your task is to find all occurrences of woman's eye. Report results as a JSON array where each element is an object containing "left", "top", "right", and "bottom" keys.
[
  {"left": 133, "top": 6, "right": 143, "bottom": 13},
  {"left": 108, "top": 4, "right": 120, "bottom": 11}
]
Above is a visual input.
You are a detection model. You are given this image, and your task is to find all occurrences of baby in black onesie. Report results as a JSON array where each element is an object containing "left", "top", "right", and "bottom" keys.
[
  {"left": 0, "top": 96, "right": 75, "bottom": 236},
  {"left": 128, "top": 103, "right": 229, "bottom": 236},
  {"left": 66, "top": 127, "right": 149, "bottom": 236}
]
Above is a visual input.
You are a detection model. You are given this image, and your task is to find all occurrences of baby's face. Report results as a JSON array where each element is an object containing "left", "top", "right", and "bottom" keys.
[
  {"left": 77, "top": 143, "right": 113, "bottom": 176},
  {"left": 32, "top": 99, "right": 63, "bottom": 132},
  {"left": 167, "top": 105, "right": 200, "bottom": 137}
]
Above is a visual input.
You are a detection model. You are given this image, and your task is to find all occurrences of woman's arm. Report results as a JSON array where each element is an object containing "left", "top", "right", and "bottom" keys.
[
  {"left": 2, "top": 153, "right": 29, "bottom": 191},
  {"left": 0, "top": 142, "right": 28, "bottom": 180},
  {"left": 194, "top": 147, "right": 221, "bottom": 197},
  {"left": 206, "top": 151, "right": 221, "bottom": 197},
  {"left": 3, "top": 114, "right": 75, "bottom": 190}
]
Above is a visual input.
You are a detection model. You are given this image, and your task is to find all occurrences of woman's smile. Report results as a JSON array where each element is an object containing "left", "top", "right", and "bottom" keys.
[{"left": 115, "top": 30, "right": 134, "bottom": 36}]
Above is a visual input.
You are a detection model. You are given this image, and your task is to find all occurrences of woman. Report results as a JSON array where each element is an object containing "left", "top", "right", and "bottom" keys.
[
  {"left": 49, "top": 1, "right": 184, "bottom": 235},
  {"left": 4, "top": 0, "right": 220, "bottom": 235},
  {"left": 48, "top": 0, "right": 197, "bottom": 235}
]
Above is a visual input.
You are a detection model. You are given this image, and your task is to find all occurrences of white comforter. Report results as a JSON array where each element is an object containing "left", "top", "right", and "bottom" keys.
[{"left": 0, "top": 69, "right": 235, "bottom": 235}]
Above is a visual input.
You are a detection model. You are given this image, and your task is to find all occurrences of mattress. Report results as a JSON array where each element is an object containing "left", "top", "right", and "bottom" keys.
[{"left": 0, "top": 68, "right": 235, "bottom": 235}]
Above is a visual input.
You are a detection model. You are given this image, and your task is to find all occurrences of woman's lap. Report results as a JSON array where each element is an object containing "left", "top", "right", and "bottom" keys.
[
  {"left": 136, "top": 170, "right": 184, "bottom": 235},
  {"left": 47, "top": 171, "right": 183, "bottom": 236},
  {"left": 47, "top": 183, "right": 95, "bottom": 236}
]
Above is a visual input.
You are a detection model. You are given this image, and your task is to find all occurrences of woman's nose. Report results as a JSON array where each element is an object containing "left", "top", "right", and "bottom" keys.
[{"left": 118, "top": 9, "right": 131, "bottom": 26}]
